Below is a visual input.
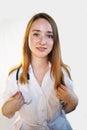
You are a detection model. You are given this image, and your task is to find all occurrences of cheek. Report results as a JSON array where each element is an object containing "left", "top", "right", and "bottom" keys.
[{"left": 49, "top": 42, "right": 54, "bottom": 50}]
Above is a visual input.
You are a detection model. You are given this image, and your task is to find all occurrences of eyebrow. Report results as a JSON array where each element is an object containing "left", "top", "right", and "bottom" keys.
[{"left": 32, "top": 29, "right": 53, "bottom": 34}]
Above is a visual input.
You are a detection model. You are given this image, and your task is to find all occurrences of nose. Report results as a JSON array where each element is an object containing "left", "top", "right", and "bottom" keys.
[{"left": 39, "top": 35, "right": 46, "bottom": 45}]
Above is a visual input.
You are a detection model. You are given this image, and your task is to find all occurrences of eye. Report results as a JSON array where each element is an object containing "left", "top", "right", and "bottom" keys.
[
  {"left": 47, "top": 34, "right": 53, "bottom": 39},
  {"left": 33, "top": 33, "right": 40, "bottom": 37}
]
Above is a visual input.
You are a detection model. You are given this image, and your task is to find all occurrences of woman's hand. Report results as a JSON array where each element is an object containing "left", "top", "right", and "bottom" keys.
[
  {"left": 2, "top": 91, "right": 24, "bottom": 118},
  {"left": 56, "top": 84, "right": 78, "bottom": 113}
]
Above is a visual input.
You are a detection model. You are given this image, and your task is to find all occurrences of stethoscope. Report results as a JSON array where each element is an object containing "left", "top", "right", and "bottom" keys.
[
  {"left": 16, "top": 68, "right": 48, "bottom": 128},
  {"left": 16, "top": 68, "right": 30, "bottom": 81},
  {"left": 16, "top": 68, "right": 66, "bottom": 107},
  {"left": 16, "top": 68, "right": 32, "bottom": 105}
]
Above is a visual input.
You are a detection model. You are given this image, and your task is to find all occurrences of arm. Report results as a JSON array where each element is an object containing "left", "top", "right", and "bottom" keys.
[
  {"left": 56, "top": 84, "right": 78, "bottom": 113},
  {"left": 2, "top": 91, "right": 24, "bottom": 118}
]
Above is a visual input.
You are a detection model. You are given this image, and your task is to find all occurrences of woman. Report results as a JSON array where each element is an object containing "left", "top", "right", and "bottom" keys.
[{"left": 1, "top": 12, "right": 78, "bottom": 130}]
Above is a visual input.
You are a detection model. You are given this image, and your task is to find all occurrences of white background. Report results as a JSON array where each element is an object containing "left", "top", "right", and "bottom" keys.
[{"left": 0, "top": 0, "right": 87, "bottom": 130}]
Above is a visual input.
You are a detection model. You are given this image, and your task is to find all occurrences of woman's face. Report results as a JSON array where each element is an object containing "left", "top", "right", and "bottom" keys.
[{"left": 28, "top": 18, "right": 54, "bottom": 59}]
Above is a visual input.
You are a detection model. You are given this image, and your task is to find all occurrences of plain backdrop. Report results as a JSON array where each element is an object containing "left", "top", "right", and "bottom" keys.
[{"left": 0, "top": 0, "right": 87, "bottom": 130}]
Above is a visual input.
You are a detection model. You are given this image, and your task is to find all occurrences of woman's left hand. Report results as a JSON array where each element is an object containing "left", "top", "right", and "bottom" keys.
[{"left": 56, "top": 84, "right": 78, "bottom": 113}]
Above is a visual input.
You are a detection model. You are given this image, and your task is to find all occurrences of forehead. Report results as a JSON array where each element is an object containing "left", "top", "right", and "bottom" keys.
[{"left": 30, "top": 18, "right": 52, "bottom": 31}]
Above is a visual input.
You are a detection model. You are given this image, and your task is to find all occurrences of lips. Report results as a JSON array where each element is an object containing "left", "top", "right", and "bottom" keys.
[{"left": 36, "top": 47, "right": 47, "bottom": 51}]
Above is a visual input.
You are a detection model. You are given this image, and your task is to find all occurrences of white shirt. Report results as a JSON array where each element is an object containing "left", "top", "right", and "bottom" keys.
[{"left": 1, "top": 65, "right": 73, "bottom": 130}]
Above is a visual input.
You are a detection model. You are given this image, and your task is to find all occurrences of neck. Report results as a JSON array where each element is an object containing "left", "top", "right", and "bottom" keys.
[
  {"left": 31, "top": 57, "right": 49, "bottom": 86},
  {"left": 31, "top": 57, "right": 49, "bottom": 71}
]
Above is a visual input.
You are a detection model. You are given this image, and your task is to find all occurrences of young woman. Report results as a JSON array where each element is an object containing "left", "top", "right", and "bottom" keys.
[{"left": 1, "top": 12, "right": 78, "bottom": 130}]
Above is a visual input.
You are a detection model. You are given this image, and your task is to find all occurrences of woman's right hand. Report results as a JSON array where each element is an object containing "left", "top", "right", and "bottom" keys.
[{"left": 2, "top": 91, "right": 24, "bottom": 118}]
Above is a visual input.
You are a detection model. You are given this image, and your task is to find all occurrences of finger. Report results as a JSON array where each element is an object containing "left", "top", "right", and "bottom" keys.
[
  {"left": 56, "top": 93, "right": 64, "bottom": 101},
  {"left": 15, "top": 94, "right": 24, "bottom": 107},
  {"left": 59, "top": 85, "right": 67, "bottom": 92},
  {"left": 12, "top": 91, "right": 19, "bottom": 97},
  {"left": 18, "top": 93, "right": 24, "bottom": 101},
  {"left": 19, "top": 94, "right": 24, "bottom": 101},
  {"left": 57, "top": 86, "right": 64, "bottom": 94},
  {"left": 18, "top": 97, "right": 24, "bottom": 105},
  {"left": 57, "top": 87, "right": 66, "bottom": 100},
  {"left": 56, "top": 89, "right": 63, "bottom": 98}
]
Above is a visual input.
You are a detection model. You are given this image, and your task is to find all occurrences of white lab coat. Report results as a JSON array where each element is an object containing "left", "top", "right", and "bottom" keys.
[{"left": 0, "top": 65, "right": 73, "bottom": 130}]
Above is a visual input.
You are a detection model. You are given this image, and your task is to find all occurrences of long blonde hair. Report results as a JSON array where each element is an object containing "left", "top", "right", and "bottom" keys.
[{"left": 9, "top": 12, "right": 72, "bottom": 90}]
